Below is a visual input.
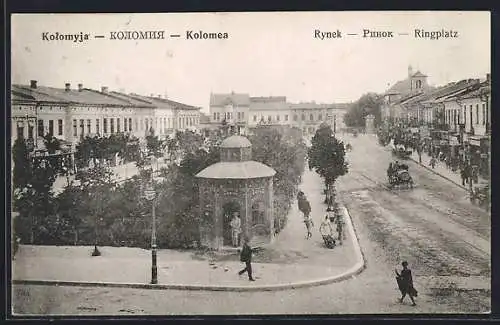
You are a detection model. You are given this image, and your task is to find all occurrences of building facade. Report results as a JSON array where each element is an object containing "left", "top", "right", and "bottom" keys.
[
  {"left": 11, "top": 81, "right": 201, "bottom": 152},
  {"left": 207, "top": 92, "right": 350, "bottom": 136}
]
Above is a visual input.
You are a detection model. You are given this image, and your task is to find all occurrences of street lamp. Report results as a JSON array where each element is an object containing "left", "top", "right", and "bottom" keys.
[{"left": 143, "top": 177, "right": 158, "bottom": 284}]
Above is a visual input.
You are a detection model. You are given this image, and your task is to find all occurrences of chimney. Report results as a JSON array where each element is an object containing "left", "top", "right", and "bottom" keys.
[
  {"left": 65, "top": 83, "right": 71, "bottom": 91},
  {"left": 30, "top": 80, "right": 37, "bottom": 89},
  {"left": 150, "top": 93, "right": 154, "bottom": 97},
  {"left": 101, "top": 86, "right": 108, "bottom": 94},
  {"left": 78, "top": 83, "right": 83, "bottom": 92},
  {"left": 157, "top": 94, "right": 161, "bottom": 98}
]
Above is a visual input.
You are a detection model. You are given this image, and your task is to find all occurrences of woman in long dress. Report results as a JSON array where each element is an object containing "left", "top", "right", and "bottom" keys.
[{"left": 395, "top": 261, "right": 417, "bottom": 306}]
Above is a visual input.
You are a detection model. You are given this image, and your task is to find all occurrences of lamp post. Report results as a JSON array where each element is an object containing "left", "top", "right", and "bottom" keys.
[{"left": 144, "top": 176, "right": 158, "bottom": 284}]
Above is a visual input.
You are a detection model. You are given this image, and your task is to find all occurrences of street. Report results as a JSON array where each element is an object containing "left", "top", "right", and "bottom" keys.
[{"left": 12, "top": 134, "right": 490, "bottom": 315}]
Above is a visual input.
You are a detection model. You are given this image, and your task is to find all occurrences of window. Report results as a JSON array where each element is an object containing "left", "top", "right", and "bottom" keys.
[
  {"left": 276, "top": 115, "right": 280, "bottom": 121},
  {"left": 80, "top": 119, "right": 84, "bottom": 136},
  {"left": 486, "top": 102, "right": 489, "bottom": 124},
  {"left": 469, "top": 105, "right": 473, "bottom": 129},
  {"left": 87, "top": 119, "right": 91, "bottom": 134},
  {"left": 251, "top": 202, "right": 265, "bottom": 226},
  {"left": 28, "top": 125, "right": 33, "bottom": 139},
  {"left": 124, "top": 118, "right": 127, "bottom": 132},
  {"left": 302, "top": 114, "right": 305, "bottom": 121},
  {"left": 216, "top": 112, "right": 220, "bottom": 121},
  {"left": 268, "top": 115, "right": 271, "bottom": 122},
  {"left": 476, "top": 104, "right": 479, "bottom": 125},
  {"left": 163, "top": 118, "right": 166, "bottom": 132},
  {"left": 241, "top": 112, "right": 244, "bottom": 119},
  {"left": 213, "top": 113, "right": 217, "bottom": 121},
  {"left": 73, "top": 119, "right": 77, "bottom": 136},
  {"left": 17, "top": 125, "right": 24, "bottom": 139},
  {"left": 228, "top": 112, "right": 232, "bottom": 120},
  {"left": 38, "top": 119, "right": 44, "bottom": 137},
  {"left": 482, "top": 103, "right": 486, "bottom": 125},
  {"left": 48, "top": 120, "right": 54, "bottom": 135},
  {"left": 463, "top": 106, "right": 467, "bottom": 125},
  {"left": 58, "top": 119, "right": 63, "bottom": 136},
  {"left": 96, "top": 119, "right": 100, "bottom": 134},
  {"left": 238, "top": 112, "right": 241, "bottom": 120},
  {"left": 145, "top": 119, "right": 148, "bottom": 131},
  {"left": 310, "top": 114, "right": 314, "bottom": 121},
  {"left": 318, "top": 114, "right": 322, "bottom": 121},
  {"left": 110, "top": 118, "right": 114, "bottom": 133},
  {"left": 416, "top": 80, "right": 422, "bottom": 89},
  {"left": 293, "top": 114, "right": 298, "bottom": 121},
  {"left": 129, "top": 118, "right": 133, "bottom": 131},
  {"left": 253, "top": 115, "right": 257, "bottom": 122},
  {"left": 117, "top": 118, "right": 121, "bottom": 133},
  {"left": 103, "top": 118, "right": 108, "bottom": 134},
  {"left": 285, "top": 115, "right": 289, "bottom": 121}
]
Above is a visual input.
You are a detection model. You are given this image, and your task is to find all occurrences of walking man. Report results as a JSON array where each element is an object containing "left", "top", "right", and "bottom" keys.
[
  {"left": 230, "top": 212, "right": 241, "bottom": 247},
  {"left": 395, "top": 261, "right": 417, "bottom": 306},
  {"left": 238, "top": 237, "right": 255, "bottom": 281},
  {"left": 335, "top": 211, "right": 345, "bottom": 245}
]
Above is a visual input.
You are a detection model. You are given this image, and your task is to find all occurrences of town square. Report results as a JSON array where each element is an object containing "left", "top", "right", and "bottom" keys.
[{"left": 9, "top": 12, "right": 490, "bottom": 315}]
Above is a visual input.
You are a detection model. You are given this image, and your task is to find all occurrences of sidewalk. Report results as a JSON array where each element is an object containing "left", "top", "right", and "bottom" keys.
[
  {"left": 12, "top": 206, "right": 364, "bottom": 291},
  {"left": 409, "top": 151, "right": 489, "bottom": 191}
]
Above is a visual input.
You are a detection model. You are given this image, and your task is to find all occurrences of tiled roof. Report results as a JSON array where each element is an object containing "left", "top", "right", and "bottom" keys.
[
  {"left": 12, "top": 85, "right": 68, "bottom": 103},
  {"left": 14, "top": 85, "right": 132, "bottom": 106},
  {"left": 250, "top": 96, "right": 287, "bottom": 103},
  {"left": 412, "top": 71, "right": 427, "bottom": 78},
  {"left": 195, "top": 161, "right": 276, "bottom": 179},
  {"left": 109, "top": 92, "right": 155, "bottom": 107},
  {"left": 403, "top": 79, "right": 480, "bottom": 107},
  {"left": 210, "top": 93, "right": 251, "bottom": 106},
  {"left": 456, "top": 81, "right": 490, "bottom": 100},
  {"left": 126, "top": 93, "right": 199, "bottom": 110}
]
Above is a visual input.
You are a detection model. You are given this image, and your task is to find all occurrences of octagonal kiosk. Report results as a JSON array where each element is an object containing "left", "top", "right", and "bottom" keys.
[{"left": 195, "top": 135, "right": 276, "bottom": 250}]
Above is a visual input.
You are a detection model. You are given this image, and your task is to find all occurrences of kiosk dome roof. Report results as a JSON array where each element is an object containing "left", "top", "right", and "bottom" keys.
[
  {"left": 195, "top": 161, "right": 275, "bottom": 179},
  {"left": 220, "top": 135, "right": 252, "bottom": 148}
]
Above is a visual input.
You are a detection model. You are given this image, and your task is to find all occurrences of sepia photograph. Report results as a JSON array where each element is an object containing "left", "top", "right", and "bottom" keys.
[{"left": 9, "top": 11, "right": 491, "bottom": 316}]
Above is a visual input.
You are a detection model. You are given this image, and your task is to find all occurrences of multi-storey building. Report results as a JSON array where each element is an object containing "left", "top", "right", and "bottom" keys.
[
  {"left": 11, "top": 80, "right": 201, "bottom": 151},
  {"left": 207, "top": 92, "right": 350, "bottom": 136},
  {"left": 382, "top": 66, "right": 431, "bottom": 123}
]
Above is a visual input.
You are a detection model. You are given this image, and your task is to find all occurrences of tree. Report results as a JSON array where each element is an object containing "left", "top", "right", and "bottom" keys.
[
  {"left": 146, "top": 134, "right": 163, "bottom": 158},
  {"left": 74, "top": 164, "right": 116, "bottom": 255},
  {"left": 344, "top": 93, "right": 384, "bottom": 128},
  {"left": 12, "top": 138, "right": 32, "bottom": 190},
  {"left": 249, "top": 126, "right": 306, "bottom": 233},
  {"left": 43, "top": 133, "right": 61, "bottom": 154},
  {"left": 308, "top": 124, "right": 349, "bottom": 204}
]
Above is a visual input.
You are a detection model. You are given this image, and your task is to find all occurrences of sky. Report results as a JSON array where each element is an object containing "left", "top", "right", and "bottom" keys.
[{"left": 11, "top": 11, "right": 490, "bottom": 113}]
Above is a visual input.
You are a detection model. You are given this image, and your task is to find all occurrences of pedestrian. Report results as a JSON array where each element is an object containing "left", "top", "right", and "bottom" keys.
[
  {"left": 429, "top": 157, "right": 436, "bottom": 169},
  {"left": 238, "top": 237, "right": 256, "bottom": 281},
  {"left": 395, "top": 261, "right": 418, "bottom": 306},
  {"left": 335, "top": 212, "right": 345, "bottom": 244},
  {"left": 230, "top": 212, "right": 241, "bottom": 247}
]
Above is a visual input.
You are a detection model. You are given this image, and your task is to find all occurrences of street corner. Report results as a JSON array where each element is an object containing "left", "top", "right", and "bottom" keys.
[{"left": 340, "top": 205, "right": 367, "bottom": 272}]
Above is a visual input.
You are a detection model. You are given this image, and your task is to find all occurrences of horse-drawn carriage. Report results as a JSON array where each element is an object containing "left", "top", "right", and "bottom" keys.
[
  {"left": 387, "top": 162, "right": 414, "bottom": 189},
  {"left": 392, "top": 145, "right": 413, "bottom": 159}
]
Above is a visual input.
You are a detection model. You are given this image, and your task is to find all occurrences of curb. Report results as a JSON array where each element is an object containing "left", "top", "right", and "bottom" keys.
[
  {"left": 408, "top": 156, "right": 468, "bottom": 191},
  {"left": 13, "top": 207, "right": 366, "bottom": 292}
]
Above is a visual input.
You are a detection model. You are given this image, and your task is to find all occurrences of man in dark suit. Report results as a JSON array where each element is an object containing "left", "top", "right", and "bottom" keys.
[{"left": 238, "top": 237, "right": 255, "bottom": 281}]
